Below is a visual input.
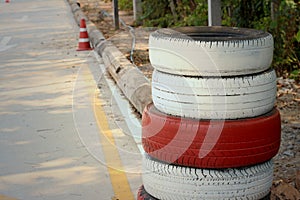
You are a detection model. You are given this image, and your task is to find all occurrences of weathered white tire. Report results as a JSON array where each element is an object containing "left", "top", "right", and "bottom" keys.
[
  {"left": 149, "top": 26, "right": 273, "bottom": 76},
  {"left": 152, "top": 69, "right": 277, "bottom": 119},
  {"left": 142, "top": 154, "right": 273, "bottom": 200}
]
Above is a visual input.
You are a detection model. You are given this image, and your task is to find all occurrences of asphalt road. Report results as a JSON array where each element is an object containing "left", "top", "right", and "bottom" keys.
[{"left": 0, "top": 0, "right": 142, "bottom": 199}]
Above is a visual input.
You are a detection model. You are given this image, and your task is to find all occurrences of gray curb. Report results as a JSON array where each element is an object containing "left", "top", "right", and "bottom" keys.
[{"left": 67, "top": 0, "right": 152, "bottom": 115}]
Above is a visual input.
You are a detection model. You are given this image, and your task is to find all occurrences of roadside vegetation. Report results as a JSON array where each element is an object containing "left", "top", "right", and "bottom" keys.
[{"left": 118, "top": 0, "right": 300, "bottom": 80}]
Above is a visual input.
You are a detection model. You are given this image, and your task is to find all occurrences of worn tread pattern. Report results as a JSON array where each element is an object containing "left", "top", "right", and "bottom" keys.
[
  {"left": 138, "top": 185, "right": 271, "bottom": 200},
  {"left": 152, "top": 69, "right": 277, "bottom": 119},
  {"left": 149, "top": 26, "right": 273, "bottom": 76},
  {"left": 142, "top": 104, "right": 281, "bottom": 168},
  {"left": 142, "top": 154, "right": 273, "bottom": 200}
]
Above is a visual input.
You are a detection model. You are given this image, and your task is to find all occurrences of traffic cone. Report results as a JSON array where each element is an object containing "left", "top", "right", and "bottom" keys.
[{"left": 77, "top": 19, "right": 93, "bottom": 51}]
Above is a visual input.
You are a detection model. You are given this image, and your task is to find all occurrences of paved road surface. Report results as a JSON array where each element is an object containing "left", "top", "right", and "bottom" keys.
[{"left": 0, "top": 0, "right": 142, "bottom": 199}]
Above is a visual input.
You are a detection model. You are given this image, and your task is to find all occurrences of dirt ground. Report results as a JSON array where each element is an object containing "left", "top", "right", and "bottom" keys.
[{"left": 77, "top": 0, "right": 300, "bottom": 199}]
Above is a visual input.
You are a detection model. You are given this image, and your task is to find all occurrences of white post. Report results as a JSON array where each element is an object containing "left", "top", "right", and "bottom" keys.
[
  {"left": 208, "top": 0, "right": 221, "bottom": 26},
  {"left": 133, "top": 0, "right": 142, "bottom": 25}
]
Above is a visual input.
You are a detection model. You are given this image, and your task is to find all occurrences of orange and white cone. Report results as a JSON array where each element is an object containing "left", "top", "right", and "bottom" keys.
[{"left": 77, "top": 19, "right": 93, "bottom": 51}]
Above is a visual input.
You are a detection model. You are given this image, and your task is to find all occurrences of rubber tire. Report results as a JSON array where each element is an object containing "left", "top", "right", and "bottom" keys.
[
  {"left": 149, "top": 26, "right": 273, "bottom": 76},
  {"left": 137, "top": 185, "right": 271, "bottom": 200},
  {"left": 142, "top": 154, "right": 273, "bottom": 200},
  {"left": 152, "top": 69, "right": 277, "bottom": 119},
  {"left": 137, "top": 185, "right": 158, "bottom": 200},
  {"left": 142, "top": 103, "right": 281, "bottom": 168}
]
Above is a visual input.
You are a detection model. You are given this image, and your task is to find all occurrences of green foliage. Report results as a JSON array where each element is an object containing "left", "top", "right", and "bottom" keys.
[
  {"left": 296, "top": 30, "right": 300, "bottom": 42},
  {"left": 222, "top": 0, "right": 300, "bottom": 78},
  {"left": 141, "top": 0, "right": 172, "bottom": 27},
  {"left": 271, "top": 1, "right": 299, "bottom": 78},
  {"left": 289, "top": 69, "right": 300, "bottom": 81},
  {"left": 141, "top": 0, "right": 300, "bottom": 79},
  {"left": 141, "top": 0, "right": 208, "bottom": 27},
  {"left": 177, "top": 1, "right": 208, "bottom": 26},
  {"left": 118, "top": 0, "right": 133, "bottom": 11}
]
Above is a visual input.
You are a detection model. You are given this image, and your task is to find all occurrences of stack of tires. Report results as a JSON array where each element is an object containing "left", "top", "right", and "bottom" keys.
[{"left": 137, "top": 26, "right": 281, "bottom": 200}]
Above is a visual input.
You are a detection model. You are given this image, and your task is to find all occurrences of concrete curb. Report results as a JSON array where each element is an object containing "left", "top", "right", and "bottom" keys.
[{"left": 67, "top": 0, "right": 152, "bottom": 114}]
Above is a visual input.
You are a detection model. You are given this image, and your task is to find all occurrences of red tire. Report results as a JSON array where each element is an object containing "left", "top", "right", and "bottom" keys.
[{"left": 142, "top": 104, "right": 281, "bottom": 168}]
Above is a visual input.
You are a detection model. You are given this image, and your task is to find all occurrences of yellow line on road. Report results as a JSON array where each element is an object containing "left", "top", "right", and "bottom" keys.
[
  {"left": 0, "top": 195, "right": 18, "bottom": 200},
  {"left": 81, "top": 66, "right": 135, "bottom": 200}
]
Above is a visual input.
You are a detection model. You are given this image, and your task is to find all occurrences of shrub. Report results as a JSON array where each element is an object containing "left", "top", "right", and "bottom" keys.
[{"left": 141, "top": 0, "right": 300, "bottom": 79}]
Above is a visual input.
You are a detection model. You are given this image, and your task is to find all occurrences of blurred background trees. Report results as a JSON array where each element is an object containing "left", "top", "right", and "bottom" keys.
[
  {"left": 118, "top": 0, "right": 300, "bottom": 79},
  {"left": 222, "top": 0, "right": 300, "bottom": 78}
]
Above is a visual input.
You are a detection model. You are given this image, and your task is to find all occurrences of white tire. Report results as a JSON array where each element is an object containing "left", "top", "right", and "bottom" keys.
[
  {"left": 149, "top": 26, "right": 273, "bottom": 76},
  {"left": 142, "top": 154, "right": 273, "bottom": 200},
  {"left": 152, "top": 69, "right": 277, "bottom": 119}
]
